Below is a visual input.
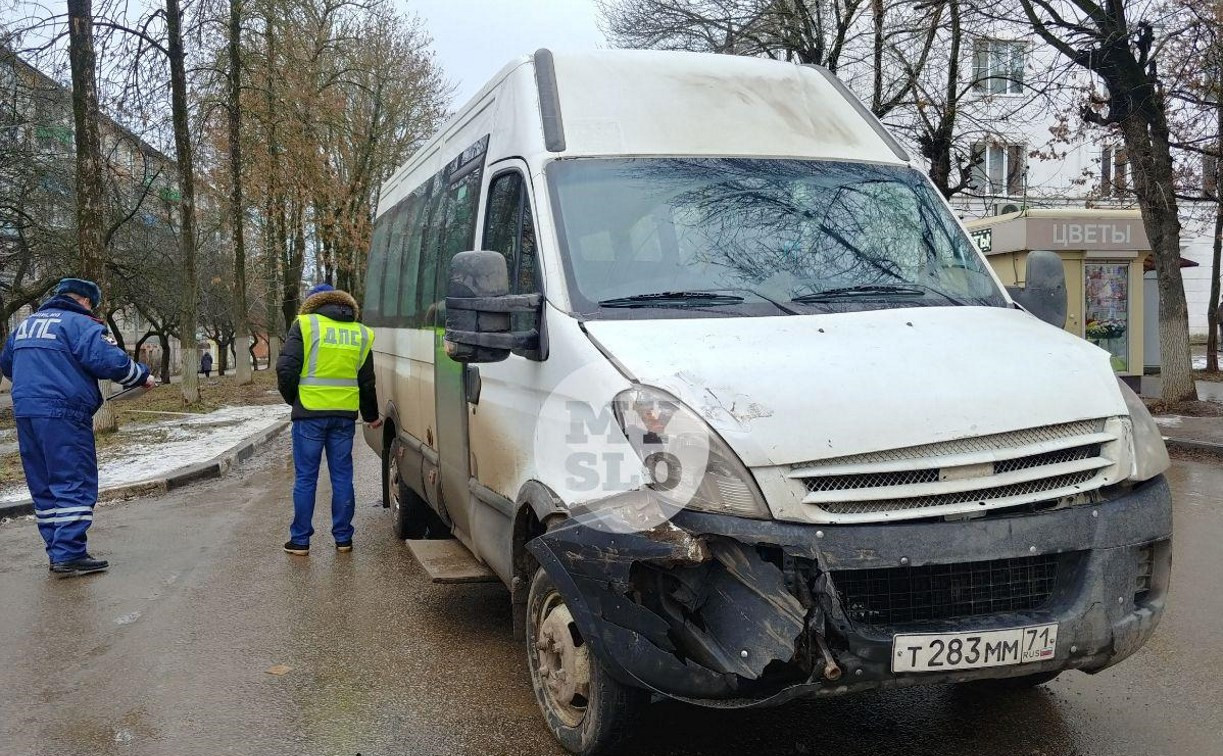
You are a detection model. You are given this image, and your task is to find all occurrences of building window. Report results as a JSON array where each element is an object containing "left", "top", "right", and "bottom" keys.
[
  {"left": 1100, "top": 145, "right": 1129, "bottom": 197},
  {"left": 972, "top": 39, "right": 1025, "bottom": 95},
  {"left": 970, "top": 142, "right": 1025, "bottom": 196}
]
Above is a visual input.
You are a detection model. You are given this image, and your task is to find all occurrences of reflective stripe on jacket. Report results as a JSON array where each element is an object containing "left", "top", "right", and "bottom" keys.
[{"left": 295, "top": 313, "right": 373, "bottom": 412}]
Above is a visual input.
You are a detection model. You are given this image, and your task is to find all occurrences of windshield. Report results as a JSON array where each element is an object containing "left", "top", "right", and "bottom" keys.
[{"left": 547, "top": 158, "right": 1007, "bottom": 316}]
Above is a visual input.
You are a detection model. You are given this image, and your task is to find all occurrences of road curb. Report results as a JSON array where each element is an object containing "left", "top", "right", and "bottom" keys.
[
  {"left": 1164, "top": 437, "right": 1223, "bottom": 457},
  {"left": 0, "top": 418, "right": 290, "bottom": 522}
]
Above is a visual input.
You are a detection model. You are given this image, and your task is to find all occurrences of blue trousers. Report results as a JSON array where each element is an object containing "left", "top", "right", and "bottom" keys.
[
  {"left": 289, "top": 417, "right": 356, "bottom": 545},
  {"left": 16, "top": 416, "right": 98, "bottom": 563}
]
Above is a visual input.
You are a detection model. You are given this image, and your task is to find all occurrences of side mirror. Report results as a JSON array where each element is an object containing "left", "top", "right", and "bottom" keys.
[
  {"left": 1007, "top": 250, "right": 1067, "bottom": 329},
  {"left": 444, "top": 250, "right": 542, "bottom": 364}
]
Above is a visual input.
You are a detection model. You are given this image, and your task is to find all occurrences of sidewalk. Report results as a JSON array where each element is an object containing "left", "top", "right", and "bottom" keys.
[
  {"left": 0, "top": 404, "right": 289, "bottom": 519},
  {"left": 0, "top": 371, "right": 290, "bottom": 519},
  {"left": 1154, "top": 414, "right": 1223, "bottom": 454}
]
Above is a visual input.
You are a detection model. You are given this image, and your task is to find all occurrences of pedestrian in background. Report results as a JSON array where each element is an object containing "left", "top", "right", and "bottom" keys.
[
  {"left": 276, "top": 283, "right": 380, "bottom": 555},
  {"left": 200, "top": 351, "right": 213, "bottom": 378},
  {"left": 0, "top": 278, "right": 153, "bottom": 576}
]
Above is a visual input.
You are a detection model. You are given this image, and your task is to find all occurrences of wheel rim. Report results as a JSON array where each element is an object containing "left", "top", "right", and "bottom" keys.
[
  {"left": 389, "top": 445, "right": 402, "bottom": 516},
  {"left": 531, "top": 589, "right": 591, "bottom": 728}
]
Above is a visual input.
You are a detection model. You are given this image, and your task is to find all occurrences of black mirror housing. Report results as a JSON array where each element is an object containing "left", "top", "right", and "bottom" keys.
[
  {"left": 444, "top": 250, "right": 542, "bottom": 364},
  {"left": 1007, "top": 250, "right": 1067, "bottom": 329}
]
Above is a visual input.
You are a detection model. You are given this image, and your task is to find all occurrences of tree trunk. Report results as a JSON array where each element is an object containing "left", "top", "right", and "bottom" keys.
[
  {"left": 134, "top": 330, "right": 153, "bottom": 359},
  {"left": 158, "top": 332, "right": 172, "bottom": 383},
  {"left": 263, "top": 16, "right": 285, "bottom": 351},
  {"left": 68, "top": 0, "right": 119, "bottom": 433},
  {"left": 105, "top": 310, "right": 125, "bottom": 352},
  {"left": 67, "top": 0, "right": 105, "bottom": 284},
  {"left": 1209, "top": 105, "right": 1223, "bottom": 373},
  {"left": 917, "top": 0, "right": 961, "bottom": 200},
  {"left": 281, "top": 204, "right": 304, "bottom": 329},
  {"left": 229, "top": 0, "right": 252, "bottom": 385},
  {"left": 1121, "top": 109, "right": 1195, "bottom": 401},
  {"left": 167, "top": 0, "right": 200, "bottom": 404},
  {"left": 1210, "top": 192, "right": 1222, "bottom": 374}
]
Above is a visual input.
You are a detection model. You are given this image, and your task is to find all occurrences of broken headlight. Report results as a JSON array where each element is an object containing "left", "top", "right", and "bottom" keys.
[
  {"left": 1118, "top": 379, "right": 1170, "bottom": 482},
  {"left": 612, "top": 385, "right": 769, "bottom": 519}
]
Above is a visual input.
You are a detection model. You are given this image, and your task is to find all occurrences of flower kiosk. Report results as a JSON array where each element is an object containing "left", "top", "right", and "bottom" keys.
[{"left": 964, "top": 209, "right": 1149, "bottom": 378}]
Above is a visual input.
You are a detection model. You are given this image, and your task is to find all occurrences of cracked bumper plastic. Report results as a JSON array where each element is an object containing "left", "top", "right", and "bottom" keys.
[{"left": 527, "top": 475, "right": 1172, "bottom": 707}]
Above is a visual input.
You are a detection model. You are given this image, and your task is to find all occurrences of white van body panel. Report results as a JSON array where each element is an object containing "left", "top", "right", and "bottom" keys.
[
  {"left": 581, "top": 306, "right": 1127, "bottom": 468},
  {"left": 468, "top": 308, "right": 634, "bottom": 506},
  {"left": 547, "top": 50, "right": 903, "bottom": 164}
]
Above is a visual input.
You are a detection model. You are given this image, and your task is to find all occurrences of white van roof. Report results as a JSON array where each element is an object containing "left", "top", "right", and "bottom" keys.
[
  {"left": 379, "top": 50, "right": 910, "bottom": 215},
  {"left": 544, "top": 49, "right": 909, "bottom": 164}
]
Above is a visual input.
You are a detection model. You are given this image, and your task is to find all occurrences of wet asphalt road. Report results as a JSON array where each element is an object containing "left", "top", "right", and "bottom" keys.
[{"left": 0, "top": 439, "right": 1221, "bottom": 756}]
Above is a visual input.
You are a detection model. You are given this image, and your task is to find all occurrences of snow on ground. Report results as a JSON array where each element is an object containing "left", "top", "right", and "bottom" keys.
[{"left": 0, "top": 405, "right": 289, "bottom": 503}]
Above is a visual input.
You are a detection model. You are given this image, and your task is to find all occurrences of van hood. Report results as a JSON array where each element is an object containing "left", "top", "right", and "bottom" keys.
[{"left": 582, "top": 306, "right": 1127, "bottom": 468}]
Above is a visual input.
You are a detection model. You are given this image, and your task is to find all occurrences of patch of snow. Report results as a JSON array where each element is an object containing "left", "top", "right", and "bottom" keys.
[
  {"left": 0, "top": 405, "right": 288, "bottom": 503},
  {"left": 1153, "top": 416, "right": 1183, "bottom": 427}
]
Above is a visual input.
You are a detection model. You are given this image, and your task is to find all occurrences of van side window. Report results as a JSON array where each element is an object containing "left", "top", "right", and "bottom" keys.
[
  {"left": 363, "top": 214, "right": 392, "bottom": 324},
  {"left": 518, "top": 200, "right": 537, "bottom": 304},
  {"left": 415, "top": 177, "right": 445, "bottom": 327},
  {"left": 371, "top": 136, "right": 487, "bottom": 329},
  {"left": 381, "top": 197, "right": 417, "bottom": 322},
  {"left": 483, "top": 172, "right": 522, "bottom": 267},
  {"left": 437, "top": 163, "right": 485, "bottom": 300},
  {"left": 481, "top": 170, "right": 540, "bottom": 334},
  {"left": 396, "top": 189, "right": 426, "bottom": 326}
]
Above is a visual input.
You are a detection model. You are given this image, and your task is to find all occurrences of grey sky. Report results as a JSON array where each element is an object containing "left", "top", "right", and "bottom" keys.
[{"left": 399, "top": 0, "right": 608, "bottom": 107}]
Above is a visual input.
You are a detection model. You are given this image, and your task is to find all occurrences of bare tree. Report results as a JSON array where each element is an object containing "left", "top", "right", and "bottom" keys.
[
  {"left": 165, "top": 0, "right": 200, "bottom": 403},
  {"left": 227, "top": 0, "right": 251, "bottom": 383},
  {"left": 1015, "top": 1, "right": 1196, "bottom": 401},
  {"left": 66, "top": 0, "right": 124, "bottom": 431},
  {"left": 1164, "top": 0, "right": 1223, "bottom": 371}
]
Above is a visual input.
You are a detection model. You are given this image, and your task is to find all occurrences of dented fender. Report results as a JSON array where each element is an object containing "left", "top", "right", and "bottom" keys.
[{"left": 526, "top": 509, "right": 809, "bottom": 700}]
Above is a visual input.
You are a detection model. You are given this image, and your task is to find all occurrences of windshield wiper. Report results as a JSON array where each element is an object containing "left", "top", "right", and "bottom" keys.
[
  {"left": 791, "top": 285, "right": 927, "bottom": 303},
  {"left": 598, "top": 291, "right": 746, "bottom": 308}
]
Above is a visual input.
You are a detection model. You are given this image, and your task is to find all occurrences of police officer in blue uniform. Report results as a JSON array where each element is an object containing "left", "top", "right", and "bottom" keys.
[{"left": 0, "top": 278, "right": 153, "bottom": 576}]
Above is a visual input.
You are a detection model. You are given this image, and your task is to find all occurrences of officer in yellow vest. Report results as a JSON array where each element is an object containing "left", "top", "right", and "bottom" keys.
[{"left": 276, "top": 284, "right": 381, "bottom": 555}]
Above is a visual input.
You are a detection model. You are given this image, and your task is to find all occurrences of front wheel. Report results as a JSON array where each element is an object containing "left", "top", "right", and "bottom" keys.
[
  {"left": 526, "top": 567, "right": 643, "bottom": 756},
  {"left": 384, "top": 436, "right": 430, "bottom": 540}
]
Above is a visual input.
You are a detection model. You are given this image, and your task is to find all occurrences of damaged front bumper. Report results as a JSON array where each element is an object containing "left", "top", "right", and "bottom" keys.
[{"left": 526, "top": 475, "right": 1173, "bottom": 707}]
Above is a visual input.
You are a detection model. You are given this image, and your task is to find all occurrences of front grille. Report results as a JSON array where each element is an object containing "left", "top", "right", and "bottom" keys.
[
  {"left": 993, "top": 444, "right": 1101, "bottom": 474},
  {"left": 819, "top": 470, "right": 1098, "bottom": 515},
  {"left": 834, "top": 554, "right": 1061, "bottom": 626},
  {"left": 801, "top": 420, "right": 1101, "bottom": 468},
  {"left": 806, "top": 468, "right": 940, "bottom": 493},
  {"left": 790, "top": 419, "right": 1117, "bottom": 522}
]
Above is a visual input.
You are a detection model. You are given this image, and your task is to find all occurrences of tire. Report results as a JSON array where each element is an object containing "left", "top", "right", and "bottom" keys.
[
  {"left": 960, "top": 670, "right": 1062, "bottom": 691},
  {"left": 526, "top": 567, "right": 644, "bottom": 756},
  {"left": 385, "top": 436, "right": 430, "bottom": 540}
]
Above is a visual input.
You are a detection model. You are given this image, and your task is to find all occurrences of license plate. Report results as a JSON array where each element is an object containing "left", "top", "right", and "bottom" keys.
[{"left": 892, "top": 623, "right": 1058, "bottom": 673}]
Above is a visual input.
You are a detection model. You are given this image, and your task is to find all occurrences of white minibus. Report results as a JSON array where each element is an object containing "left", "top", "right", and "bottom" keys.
[{"left": 362, "top": 49, "right": 1172, "bottom": 755}]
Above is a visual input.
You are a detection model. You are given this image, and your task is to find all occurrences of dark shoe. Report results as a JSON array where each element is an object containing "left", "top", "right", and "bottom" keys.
[
  {"left": 335, "top": 540, "right": 353, "bottom": 552},
  {"left": 283, "top": 541, "right": 309, "bottom": 555},
  {"left": 50, "top": 555, "right": 109, "bottom": 577}
]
